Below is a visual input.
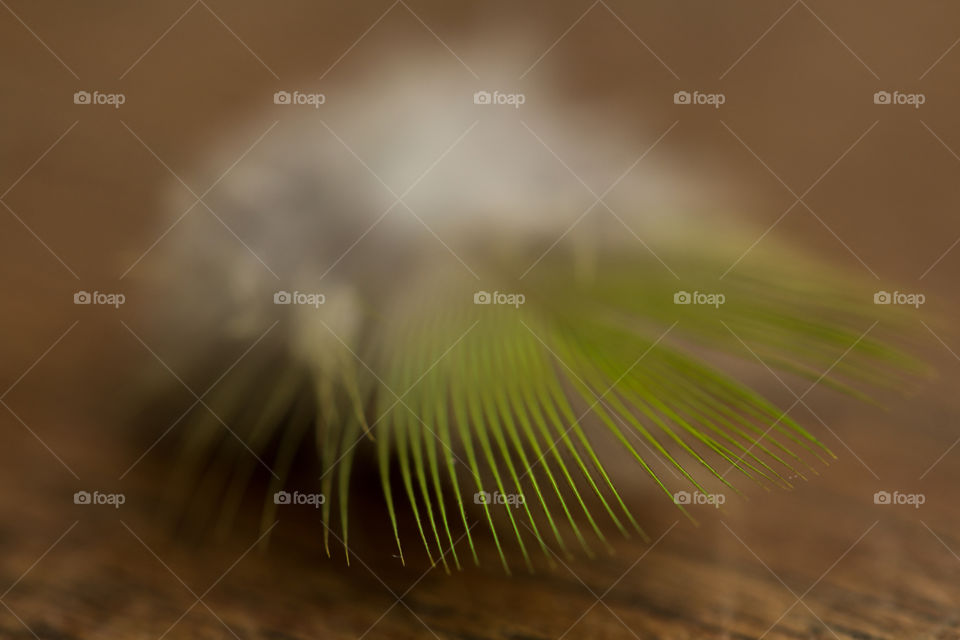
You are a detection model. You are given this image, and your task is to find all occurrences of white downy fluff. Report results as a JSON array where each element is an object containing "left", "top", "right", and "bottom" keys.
[{"left": 144, "top": 39, "right": 700, "bottom": 369}]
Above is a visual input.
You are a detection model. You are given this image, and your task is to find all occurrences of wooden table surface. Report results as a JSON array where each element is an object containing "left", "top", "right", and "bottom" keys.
[
  {"left": 2, "top": 378, "right": 960, "bottom": 639},
  {"left": 3, "top": 2, "right": 960, "bottom": 637}
]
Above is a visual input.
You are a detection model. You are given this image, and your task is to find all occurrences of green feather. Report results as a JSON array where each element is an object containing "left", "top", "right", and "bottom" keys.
[{"left": 164, "top": 239, "right": 925, "bottom": 572}]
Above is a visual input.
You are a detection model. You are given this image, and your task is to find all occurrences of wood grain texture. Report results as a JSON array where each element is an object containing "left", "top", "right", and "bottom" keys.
[
  {"left": 2, "top": 2, "right": 960, "bottom": 637},
  {"left": 2, "top": 392, "right": 960, "bottom": 640}
]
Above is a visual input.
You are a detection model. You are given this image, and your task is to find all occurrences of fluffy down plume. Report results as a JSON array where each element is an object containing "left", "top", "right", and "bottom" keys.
[{"left": 138, "top": 42, "right": 922, "bottom": 573}]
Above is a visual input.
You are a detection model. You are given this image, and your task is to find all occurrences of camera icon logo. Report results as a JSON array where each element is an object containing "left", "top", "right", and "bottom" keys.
[
  {"left": 74, "top": 490, "right": 91, "bottom": 504},
  {"left": 474, "top": 291, "right": 492, "bottom": 305},
  {"left": 673, "top": 291, "right": 691, "bottom": 304},
  {"left": 273, "top": 90, "right": 292, "bottom": 105},
  {"left": 873, "top": 91, "right": 891, "bottom": 105},
  {"left": 74, "top": 291, "right": 92, "bottom": 304},
  {"left": 473, "top": 91, "right": 492, "bottom": 105},
  {"left": 273, "top": 491, "right": 291, "bottom": 505},
  {"left": 873, "top": 291, "right": 891, "bottom": 304},
  {"left": 274, "top": 290, "right": 292, "bottom": 304},
  {"left": 73, "top": 91, "right": 91, "bottom": 105},
  {"left": 673, "top": 490, "right": 691, "bottom": 504},
  {"left": 873, "top": 490, "right": 891, "bottom": 504},
  {"left": 474, "top": 491, "right": 491, "bottom": 504},
  {"left": 673, "top": 91, "right": 691, "bottom": 105}
]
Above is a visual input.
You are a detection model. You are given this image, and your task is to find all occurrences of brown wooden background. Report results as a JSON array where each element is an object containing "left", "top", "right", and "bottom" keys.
[{"left": 2, "top": 2, "right": 960, "bottom": 637}]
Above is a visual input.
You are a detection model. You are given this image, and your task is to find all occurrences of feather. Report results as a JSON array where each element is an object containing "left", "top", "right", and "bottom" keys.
[{"left": 137, "top": 45, "right": 925, "bottom": 572}]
